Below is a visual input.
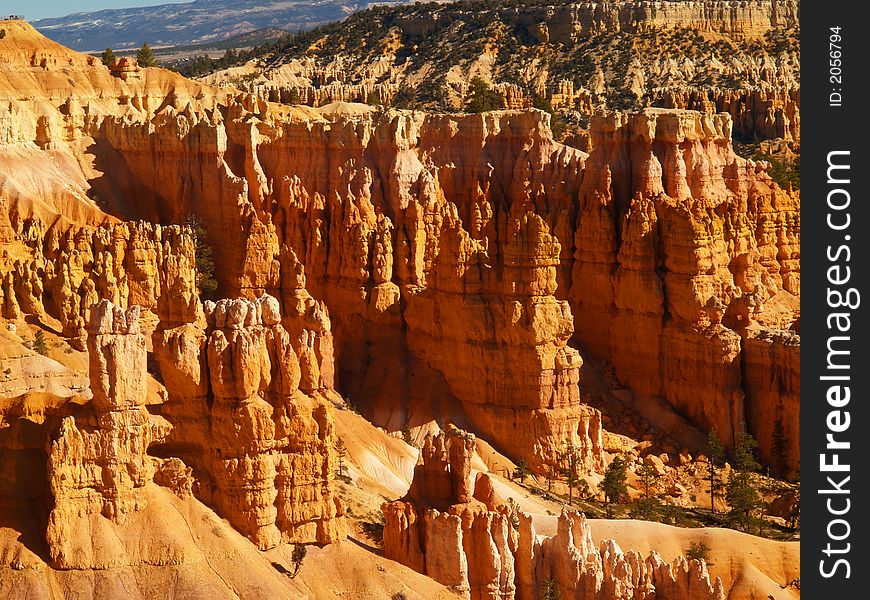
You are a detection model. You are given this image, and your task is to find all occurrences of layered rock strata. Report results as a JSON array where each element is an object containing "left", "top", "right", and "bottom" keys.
[
  {"left": 46, "top": 300, "right": 172, "bottom": 568},
  {"left": 101, "top": 104, "right": 795, "bottom": 470},
  {"left": 153, "top": 289, "right": 346, "bottom": 549},
  {"left": 383, "top": 427, "right": 518, "bottom": 599},
  {"left": 505, "top": 1, "right": 798, "bottom": 41},
  {"left": 515, "top": 510, "right": 725, "bottom": 600},
  {"left": 650, "top": 85, "right": 800, "bottom": 146},
  {"left": 0, "top": 21, "right": 799, "bottom": 474},
  {"left": 94, "top": 101, "right": 606, "bottom": 473},
  {"left": 0, "top": 219, "right": 199, "bottom": 345},
  {"left": 568, "top": 110, "right": 799, "bottom": 466},
  {"left": 383, "top": 426, "right": 725, "bottom": 600},
  {"left": 223, "top": 0, "right": 799, "bottom": 146}
]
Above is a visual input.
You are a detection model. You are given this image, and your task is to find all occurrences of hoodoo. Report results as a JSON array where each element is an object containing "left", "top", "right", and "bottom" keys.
[{"left": 0, "top": 5, "right": 799, "bottom": 599}]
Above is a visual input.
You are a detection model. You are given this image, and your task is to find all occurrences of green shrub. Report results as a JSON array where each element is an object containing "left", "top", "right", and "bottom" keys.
[{"left": 465, "top": 76, "right": 501, "bottom": 113}]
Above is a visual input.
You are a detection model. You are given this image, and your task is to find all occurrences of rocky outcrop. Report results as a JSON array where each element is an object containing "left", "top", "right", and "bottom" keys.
[
  {"left": 153, "top": 290, "right": 346, "bottom": 549},
  {"left": 568, "top": 110, "right": 799, "bottom": 464},
  {"left": 46, "top": 300, "right": 172, "bottom": 568},
  {"left": 516, "top": 510, "right": 725, "bottom": 600},
  {"left": 0, "top": 16, "right": 800, "bottom": 600},
  {"left": 507, "top": 0, "right": 798, "bottom": 42},
  {"left": 383, "top": 427, "right": 517, "bottom": 600},
  {"left": 651, "top": 85, "right": 800, "bottom": 145},
  {"left": 222, "top": 0, "right": 799, "bottom": 148},
  {"left": 383, "top": 426, "right": 725, "bottom": 600},
  {"left": 742, "top": 327, "right": 799, "bottom": 477},
  {"left": 0, "top": 219, "right": 199, "bottom": 345},
  {"left": 0, "top": 21, "right": 799, "bottom": 475},
  {"left": 87, "top": 100, "right": 606, "bottom": 472},
  {"left": 88, "top": 102, "right": 798, "bottom": 471},
  {"left": 262, "top": 81, "right": 400, "bottom": 108}
]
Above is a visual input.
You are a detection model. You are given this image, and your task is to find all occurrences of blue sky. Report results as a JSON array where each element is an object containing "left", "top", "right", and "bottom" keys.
[{"left": 6, "top": 1, "right": 194, "bottom": 21}]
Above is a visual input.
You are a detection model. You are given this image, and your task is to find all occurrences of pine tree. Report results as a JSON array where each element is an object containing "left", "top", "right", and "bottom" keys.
[
  {"left": 630, "top": 462, "right": 659, "bottom": 520},
  {"left": 576, "top": 477, "right": 591, "bottom": 501},
  {"left": 734, "top": 431, "right": 761, "bottom": 473},
  {"left": 726, "top": 431, "right": 761, "bottom": 531},
  {"left": 602, "top": 456, "right": 628, "bottom": 517},
  {"left": 506, "top": 497, "right": 520, "bottom": 530},
  {"left": 136, "top": 42, "right": 157, "bottom": 67},
  {"left": 334, "top": 438, "right": 347, "bottom": 478},
  {"left": 101, "top": 48, "right": 116, "bottom": 67},
  {"left": 33, "top": 330, "right": 48, "bottom": 356},
  {"left": 185, "top": 215, "right": 218, "bottom": 297},
  {"left": 465, "top": 76, "right": 501, "bottom": 113},
  {"left": 559, "top": 442, "right": 580, "bottom": 505},
  {"left": 532, "top": 94, "right": 554, "bottom": 113},
  {"left": 637, "top": 462, "right": 656, "bottom": 499},
  {"left": 513, "top": 459, "right": 531, "bottom": 484},
  {"left": 365, "top": 90, "right": 382, "bottom": 106},
  {"left": 290, "top": 543, "right": 306, "bottom": 577},
  {"left": 685, "top": 541, "right": 713, "bottom": 565},
  {"left": 541, "top": 578, "right": 562, "bottom": 600},
  {"left": 707, "top": 430, "right": 726, "bottom": 513}
]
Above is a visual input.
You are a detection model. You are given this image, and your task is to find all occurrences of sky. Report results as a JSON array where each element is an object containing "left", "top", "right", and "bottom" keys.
[{"left": 5, "top": 1, "right": 194, "bottom": 21}]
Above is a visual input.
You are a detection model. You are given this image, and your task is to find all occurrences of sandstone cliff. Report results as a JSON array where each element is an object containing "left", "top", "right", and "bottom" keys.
[
  {"left": 208, "top": 0, "right": 799, "bottom": 149},
  {"left": 89, "top": 101, "right": 796, "bottom": 472},
  {"left": 0, "top": 20, "right": 799, "bottom": 472},
  {"left": 0, "top": 18, "right": 799, "bottom": 598},
  {"left": 0, "top": 219, "right": 200, "bottom": 348},
  {"left": 153, "top": 292, "right": 347, "bottom": 549},
  {"left": 46, "top": 300, "right": 173, "bottom": 568}
]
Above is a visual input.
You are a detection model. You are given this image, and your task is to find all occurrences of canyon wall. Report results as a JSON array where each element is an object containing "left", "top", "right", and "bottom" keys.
[
  {"left": 569, "top": 110, "right": 799, "bottom": 469},
  {"left": 0, "top": 220, "right": 199, "bottom": 348},
  {"left": 95, "top": 103, "right": 797, "bottom": 471},
  {"left": 0, "top": 284, "right": 344, "bottom": 570},
  {"left": 506, "top": 1, "right": 799, "bottom": 42},
  {"left": 0, "top": 20, "right": 799, "bottom": 476},
  {"left": 390, "top": 1, "right": 799, "bottom": 44},
  {"left": 651, "top": 85, "right": 800, "bottom": 145},
  {"left": 46, "top": 301, "right": 172, "bottom": 568}
]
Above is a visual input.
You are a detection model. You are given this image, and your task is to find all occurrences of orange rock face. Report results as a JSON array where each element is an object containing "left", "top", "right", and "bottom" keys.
[
  {"left": 568, "top": 110, "right": 799, "bottom": 470},
  {"left": 0, "top": 16, "right": 799, "bottom": 520},
  {"left": 153, "top": 292, "right": 347, "bottom": 549},
  {"left": 5, "top": 221, "right": 199, "bottom": 342},
  {"left": 383, "top": 426, "right": 725, "bottom": 600},
  {"left": 46, "top": 301, "right": 172, "bottom": 568},
  {"left": 651, "top": 85, "right": 801, "bottom": 146},
  {"left": 0, "top": 15, "right": 802, "bottom": 600},
  {"left": 383, "top": 427, "right": 518, "bottom": 600},
  {"left": 515, "top": 510, "right": 725, "bottom": 600}
]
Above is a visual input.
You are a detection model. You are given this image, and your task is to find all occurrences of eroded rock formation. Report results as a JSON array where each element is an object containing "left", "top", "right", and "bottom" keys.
[
  {"left": 46, "top": 300, "right": 172, "bottom": 568},
  {"left": 153, "top": 290, "right": 346, "bottom": 549},
  {"left": 384, "top": 426, "right": 725, "bottom": 600},
  {"left": 0, "top": 215, "right": 201, "bottom": 343},
  {"left": 94, "top": 103, "right": 796, "bottom": 471},
  {"left": 0, "top": 14, "right": 800, "bottom": 598},
  {"left": 383, "top": 427, "right": 518, "bottom": 599},
  {"left": 214, "top": 0, "right": 799, "bottom": 151},
  {"left": 505, "top": 0, "right": 798, "bottom": 41},
  {"left": 569, "top": 110, "right": 799, "bottom": 470},
  {"left": 0, "top": 12, "right": 798, "bottom": 506},
  {"left": 515, "top": 510, "right": 725, "bottom": 600}
]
